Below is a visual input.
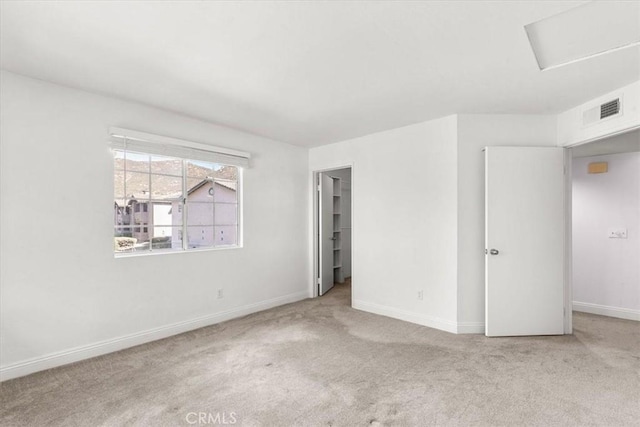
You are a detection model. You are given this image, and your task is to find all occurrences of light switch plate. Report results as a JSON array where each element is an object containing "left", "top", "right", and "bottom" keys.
[{"left": 608, "top": 228, "right": 627, "bottom": 239}]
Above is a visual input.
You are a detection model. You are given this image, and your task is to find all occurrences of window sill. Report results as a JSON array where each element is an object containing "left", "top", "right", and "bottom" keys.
[{"left": 114, "top": 245, "right": 242, "bottom": 258}]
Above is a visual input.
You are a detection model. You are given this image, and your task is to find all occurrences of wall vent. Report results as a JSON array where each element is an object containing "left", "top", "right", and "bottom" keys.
[
  {"left": 582, "top": 97, "right": 623, "bottom": 127},
  {"left": 600, "top": 98, "right": 620, "bottom": 119}
]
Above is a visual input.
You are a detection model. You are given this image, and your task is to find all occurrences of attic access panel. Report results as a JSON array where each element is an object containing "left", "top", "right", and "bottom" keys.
[{"left": 525, "top": 1, "right": 640, "bottom": 70}]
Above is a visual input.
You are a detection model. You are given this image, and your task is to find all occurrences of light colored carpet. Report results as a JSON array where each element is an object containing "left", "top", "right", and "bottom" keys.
[{"left": 1, "top": 282, "right": 639, "bottom": 426}]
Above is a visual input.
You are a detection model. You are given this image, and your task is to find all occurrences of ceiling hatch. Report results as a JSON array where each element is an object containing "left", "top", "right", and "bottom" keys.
[{"left": 525, "top": 2, "right": 640, "bottom": 71}]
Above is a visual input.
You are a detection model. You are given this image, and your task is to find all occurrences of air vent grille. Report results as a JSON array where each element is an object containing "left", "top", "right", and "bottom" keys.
[{"left": 600, "top": 99, "right": 620, "bottom": 119}]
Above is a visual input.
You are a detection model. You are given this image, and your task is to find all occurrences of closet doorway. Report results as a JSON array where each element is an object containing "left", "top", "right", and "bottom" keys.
[{"left": 313, "top": 167, "right": 352, "bottom": 300}]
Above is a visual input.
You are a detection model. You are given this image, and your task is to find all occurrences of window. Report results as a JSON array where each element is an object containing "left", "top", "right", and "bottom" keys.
[{"left": 111, "top": 128, "right": 248, "bottom": 255}]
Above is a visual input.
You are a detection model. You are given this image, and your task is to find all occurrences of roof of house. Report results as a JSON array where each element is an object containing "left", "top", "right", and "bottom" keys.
[
  {"left": 116, "top": 180, "right": 236, "bottom": 208},
  {"left": 187, "top": 179, "right": 237, "bottom": 195}
]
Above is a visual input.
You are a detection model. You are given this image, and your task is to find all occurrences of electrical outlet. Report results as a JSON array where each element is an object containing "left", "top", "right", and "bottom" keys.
[
  {"left": 417, "top": 290, "right": 424, "bottom": 300},
  {"left": 608, "top": 228, "right": 627, "bottom": 239},
  {"left": 217, "top": 289, "right": 224, "bottom": 299}
]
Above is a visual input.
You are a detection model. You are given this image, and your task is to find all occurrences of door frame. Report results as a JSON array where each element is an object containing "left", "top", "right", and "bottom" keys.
[
  {"left": 564, "top": 150, "right": 573, "bottom": 334},
  {"left": 563, "top": 127, "right": 640, "bottom": 333},
  {"left": 499, "top": 136, "right": 630, "bottom": 335},
  {"left": 311, "top": 164, "right": 354, "bottom": 299}
]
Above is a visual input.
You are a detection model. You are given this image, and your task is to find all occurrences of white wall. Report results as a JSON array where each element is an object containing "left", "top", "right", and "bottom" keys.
[
  {"left": 572, "top": 152, "right": 640, "bottom": 320},
  {"left": 0, "top": 71, "right": 310, "bottom": 380},
  {"left": 310, "top": 116, "right": 459, "bottom": 332},
  {"left": 456, "top": 115, "right": 558, "bottom": 332}
]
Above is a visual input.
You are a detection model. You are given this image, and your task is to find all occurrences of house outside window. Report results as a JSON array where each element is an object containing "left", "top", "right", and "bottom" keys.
[{"left": 113, "top": 149, "right": 241, "bottom": 254}]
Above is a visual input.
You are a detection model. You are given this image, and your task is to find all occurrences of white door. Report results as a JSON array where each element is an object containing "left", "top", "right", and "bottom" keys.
[
  {"left": 319, "top": 173, "right": 335, "bottom": 296},
  {"left": 485, "top": 147, "right": 565, "bottom": 337}
]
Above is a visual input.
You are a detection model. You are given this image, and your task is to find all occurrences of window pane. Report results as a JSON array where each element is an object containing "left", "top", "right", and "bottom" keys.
[
  {"left": 113, "top": 150, "right": 125, "bottom": 170},
  {"left": 186, "top": 160, "right": 214, "bottom": 179},
  {"left": 151, "top": 226, "right": 182, "bottom": 250},
  {"left": 215, "top": 226, "right": 237, "bottom": 246},
  {"left": 150, "top": 174, "right": 182, "bottom": 200},
  {"left": 212, "top": 165, "right": 238, "bottom": 181},
  {"left": 114, "top": 170, "right": 125, "bottom": 199},
  {"left": 186, "top": 178, "right": 213, "bottom": 202},
  {"left": 114, "top": 227, "right": 150, "bottom": 253},
  {"left": 132, "top": 229, "right": 150, "bottom": 251},
  {"left": 113, "top": 149, "right": 240, "bottom": 254},
  {"left": 186, "top": 177, "right": 203, "bottom": 190},
  {"left": 114, "top": 199, "right": 128, "bottom": 227},
  {"left": 152, "top": 202, "right": 182, "bottom": 226},
  {"left": 213, "top": 180, "right": 237, "bottom": 203},
  {"left": 125, "top": 171, "right": 150, "bottom": 199},
  {"left": 214, "top": 203, "right": 237, "bottom": 225},
  {"left": 125, "top": 152, "right": 149, "bottom": 173},
  {"left": 151, "top": 155, "right": 182, "bottom": 176},
  {"left": 187, "top": 226, "right": 214, "bottom": 249},
  {"left": 131, "top": 202, "right": 151, "bottom": 226},
  {"left": 187, "top": 202, "right": 214, "bottom": 226},
  {"left": 114, "top": 228, "right": 136, "bottom": 253}
]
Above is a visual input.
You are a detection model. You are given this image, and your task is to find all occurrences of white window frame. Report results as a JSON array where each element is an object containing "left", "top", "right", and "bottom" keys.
[{"left": 110, "top": 128, "right": 249, "bottom": 257}]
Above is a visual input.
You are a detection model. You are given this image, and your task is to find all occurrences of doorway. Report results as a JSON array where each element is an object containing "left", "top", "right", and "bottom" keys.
[
  {"left": 313, "top": 166, "right": 352, "bottom": 302},
  {"left": 569, "top": 130, "right": 640, "bottom": 322},
  {"left": 484, "top": 131, "right": 639, "bottom": 336}
]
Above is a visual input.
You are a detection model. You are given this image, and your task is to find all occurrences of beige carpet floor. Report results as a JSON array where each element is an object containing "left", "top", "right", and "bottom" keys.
[{"left": 1, "top": 282, "right": 639, "bottom": 426}]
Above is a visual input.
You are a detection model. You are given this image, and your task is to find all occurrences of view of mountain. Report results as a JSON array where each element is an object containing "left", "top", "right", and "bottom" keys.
[{"left": 114, "top": 157, "right": 237, "bottom": 202}]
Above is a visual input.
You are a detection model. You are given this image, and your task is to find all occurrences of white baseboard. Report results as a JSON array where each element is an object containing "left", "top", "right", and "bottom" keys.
[
  {"left": 573, "top": 301, "right": 640, "bottom": 321},
  {"left": 0, "top": 291, "right": 308, "bottom": 382},
  {"left": 457, "top": 321, "right": 485, "bottom": 334},
  {"left": 353, "top": 299, "right": 459, "bottom": 334}
]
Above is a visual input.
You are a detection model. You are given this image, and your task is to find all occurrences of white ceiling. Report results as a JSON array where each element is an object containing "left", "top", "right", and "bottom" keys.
[{"left": 1, "top": 1, "right": 638, "bottom": 147}]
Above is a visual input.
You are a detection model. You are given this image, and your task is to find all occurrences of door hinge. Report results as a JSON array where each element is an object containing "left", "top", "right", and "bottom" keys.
[
  {"left": 317, "top": 184, "right": 321, "bottom": 191},
  {"left": 317, "top": 278, "right": 320, "bottom": 285}
]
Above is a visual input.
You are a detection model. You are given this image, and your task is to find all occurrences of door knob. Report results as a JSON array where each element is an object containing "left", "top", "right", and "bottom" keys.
[{"left": 489, "top": 249, "right": 499, "bottom": 255}]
